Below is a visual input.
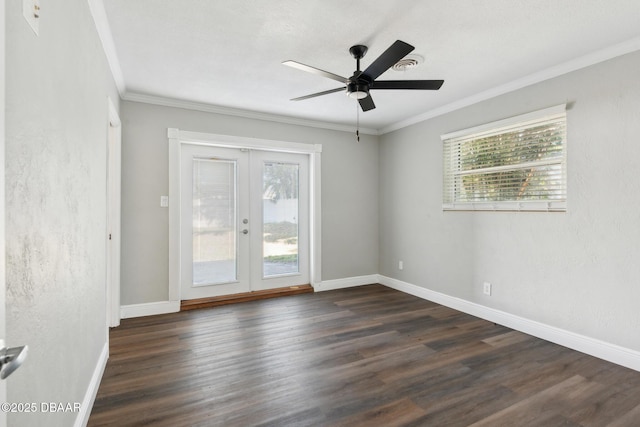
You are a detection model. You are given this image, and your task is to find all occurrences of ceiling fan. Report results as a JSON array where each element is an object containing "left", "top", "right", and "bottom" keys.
[{"left": 283, "top": 40, "right": 444, "bottom": 112}]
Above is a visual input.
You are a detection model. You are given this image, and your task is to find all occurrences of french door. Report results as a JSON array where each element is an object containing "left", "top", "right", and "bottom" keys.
[{"left": 180, "top": 144, "right": 309, "bottom": 300}]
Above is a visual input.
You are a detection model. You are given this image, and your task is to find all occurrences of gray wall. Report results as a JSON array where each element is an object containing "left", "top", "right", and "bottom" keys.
[
  {"left": 120, "top": 101, "right": 379, "bottom": 304},
  {"left": 6, "top": 0, "right": 119, "bottom": 425},
  {"left": 380, "top": 50, "right": 640, "bottom": 352}
]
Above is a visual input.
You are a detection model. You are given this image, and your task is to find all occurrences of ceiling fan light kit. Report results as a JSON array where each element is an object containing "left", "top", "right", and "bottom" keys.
[
  {"left": 283, "top": 40, "right": 444, "bottom": 112},
  {"left": 347, "top": 82, "right": 369, "bottom": 99}
]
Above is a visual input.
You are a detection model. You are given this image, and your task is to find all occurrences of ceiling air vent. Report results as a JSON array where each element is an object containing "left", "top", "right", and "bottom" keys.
[{"left": 392, "top": 54, "right": 424, "bottom": 72}]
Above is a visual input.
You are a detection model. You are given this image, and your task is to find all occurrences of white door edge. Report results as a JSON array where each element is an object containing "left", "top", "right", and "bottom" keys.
[
  {"left": 107, "top": 97, "right": 121, "bottom": 327},
  {"left": 0, "top": 0, "right": 7, "bottom": 419}
]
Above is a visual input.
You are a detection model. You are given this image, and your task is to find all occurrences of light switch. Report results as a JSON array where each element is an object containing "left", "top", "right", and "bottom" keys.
[
  {"left": 160, "top": 196, "right": 169, "bottom": 208},
  {"left": 23, "top": 0, "right": 40, "bottom": 35}
]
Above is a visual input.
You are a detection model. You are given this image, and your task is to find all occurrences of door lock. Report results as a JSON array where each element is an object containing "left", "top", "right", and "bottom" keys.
[
  {"left": 242, "top": 229, "right": 249, "bottom": 234},
  {"left": 0, "top": 340, "right": 28, "bottom": 380}
]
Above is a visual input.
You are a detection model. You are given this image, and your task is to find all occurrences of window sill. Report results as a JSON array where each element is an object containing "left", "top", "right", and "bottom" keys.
[{"left": 443, "top": 201, "right": 566, "bottom": 212}]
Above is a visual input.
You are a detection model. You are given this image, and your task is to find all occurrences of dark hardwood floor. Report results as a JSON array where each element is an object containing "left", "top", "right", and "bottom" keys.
[{"left": 89, "top": 285, "right": 640, "bottom": 426}]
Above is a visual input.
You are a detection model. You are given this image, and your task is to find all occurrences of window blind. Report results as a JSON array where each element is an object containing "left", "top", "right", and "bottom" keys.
[{"left": 442, "top": 105, "right": 566, "bottom": 211}]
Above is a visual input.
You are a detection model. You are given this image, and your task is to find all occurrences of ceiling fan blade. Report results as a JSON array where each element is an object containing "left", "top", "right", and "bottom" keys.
[
  {"left": 291, "top": 87, "right": 345, "bottom": 101},
  {"left": 283, "top": 60, "right": 349, "bottom": 84},
  {"left": 372, "top": 80, "right": 444, "bottom": 90},
  {"left": 358, "top": 94, "right": 376, "bottom": 112},
  {"left": 361, "top": 40, "right": 415, "bottom": 81}
]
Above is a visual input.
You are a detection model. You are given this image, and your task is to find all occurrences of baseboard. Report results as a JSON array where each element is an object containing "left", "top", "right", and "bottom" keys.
[
  {"left": 121, "top": 277, "right": 376, "bottom": 315},
  {"left": 378, "top": 275, "right": 640, "bottom": 373},
  {"left": 120, "top": 300, "right": 180, "bottom": 319},
  {"left": 115, "top": 276, "right": 640, "bottom": 372},
  {"left": 315, "top": 274, "right": 379, "bottom": 292},
  {"left": 74, "top": 341, "right": 108, "bottom": 427}
]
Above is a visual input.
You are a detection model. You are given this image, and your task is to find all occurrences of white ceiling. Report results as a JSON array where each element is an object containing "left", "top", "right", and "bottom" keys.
[{"left": 101, "top": 0, "right": 640, "bottom": 133}]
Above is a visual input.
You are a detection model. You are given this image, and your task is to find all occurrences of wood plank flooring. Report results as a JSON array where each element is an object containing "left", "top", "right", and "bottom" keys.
[{"left": 89, "top": 285, "right": 640, "bottom": 426}]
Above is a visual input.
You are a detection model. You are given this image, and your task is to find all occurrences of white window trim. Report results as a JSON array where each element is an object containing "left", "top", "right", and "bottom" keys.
[{"left": 441, "top": 104, "right": 567, "bottom": 212}]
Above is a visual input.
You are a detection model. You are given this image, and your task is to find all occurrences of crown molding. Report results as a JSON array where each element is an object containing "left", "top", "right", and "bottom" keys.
[
  {"left": 87, "top": 0, "right": 126, "bottom": 96},
  {"left": 122, "top": 92, "right": 380, "bottom": 136},
  {"left": 89, "top": 0, "right": 639, "bottom": 138},
  {"left": 124, "top": 33, "right": 640, "bottom": 138},
  {"left": 379, "top": 35, "right": 640, "bottom": 135}
]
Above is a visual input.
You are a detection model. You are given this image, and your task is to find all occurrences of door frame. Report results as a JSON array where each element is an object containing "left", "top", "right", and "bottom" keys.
[
  {"left": 106, "top": 97, "right": 121, "bottom": 327},
  {"left": 167, "top": 128, "right": 322, "bottom": 304},
  {"left": 0, "top": 0, "right": 7, "bottom": 418}
]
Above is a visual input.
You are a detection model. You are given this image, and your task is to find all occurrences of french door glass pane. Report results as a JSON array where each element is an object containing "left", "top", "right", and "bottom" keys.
[
  {"left": 263, "top": 162, "right": 299, "bottom": 277},
  {"left": 192, "top": 158, "right": 237, "bottom": 285}
]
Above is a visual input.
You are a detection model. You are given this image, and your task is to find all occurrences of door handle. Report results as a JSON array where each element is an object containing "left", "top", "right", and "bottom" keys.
[
  {"left": 242, "top": 229, "right": 249, "bottom": 235},
  {"left": 0, "top": 340, "right": 28, "bottom": 380}
]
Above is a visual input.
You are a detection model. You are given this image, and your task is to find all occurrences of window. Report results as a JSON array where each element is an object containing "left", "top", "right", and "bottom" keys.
[{"left": 442, "top": 104, "right": 566, "bottom": 212}]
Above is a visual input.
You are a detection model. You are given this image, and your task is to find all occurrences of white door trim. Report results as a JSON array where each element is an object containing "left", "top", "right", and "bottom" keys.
[
  {"left": 0, "top": 0, "right": 7, "bottom": 418},
  {"left": 107, "top": 97, "right": 121, "bottom": 327},
  {"left": 168, "top": 129, "right": 322, "bottom": 304}
]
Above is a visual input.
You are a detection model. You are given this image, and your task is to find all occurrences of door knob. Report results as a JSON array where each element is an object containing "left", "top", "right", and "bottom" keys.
[
  {"left": 242, "top": 229, "right": 249, "bottom": 235},
  {"left": 0, "top": 340, "right": 28, "bottom": 380}
]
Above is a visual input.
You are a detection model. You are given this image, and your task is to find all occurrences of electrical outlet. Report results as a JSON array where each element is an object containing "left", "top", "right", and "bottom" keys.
[
  {"left": 483, "top": 282, "right": 492, "bottom": 296},
  {"left": 398, "top": 261, "right": 403, "bottom": 270}
]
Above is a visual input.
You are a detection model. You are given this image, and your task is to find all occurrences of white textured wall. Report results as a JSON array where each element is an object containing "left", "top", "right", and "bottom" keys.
[
  {"left": 6, "top": 0, "right": 119, "bottom": 425},
  {"left": 120, "top": 101, "right": 379, "bottom": 304},
  {"left": 380, "top": 50, "right": 640, "bottom": 351}
]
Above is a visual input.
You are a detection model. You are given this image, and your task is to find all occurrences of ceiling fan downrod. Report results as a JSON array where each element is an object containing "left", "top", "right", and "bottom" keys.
[
  {"left": 349, "top": 45, "right": 368, "bottom": 72},
  {"left": 348, "top": 45, "right": 370, "bottom": 100}
]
